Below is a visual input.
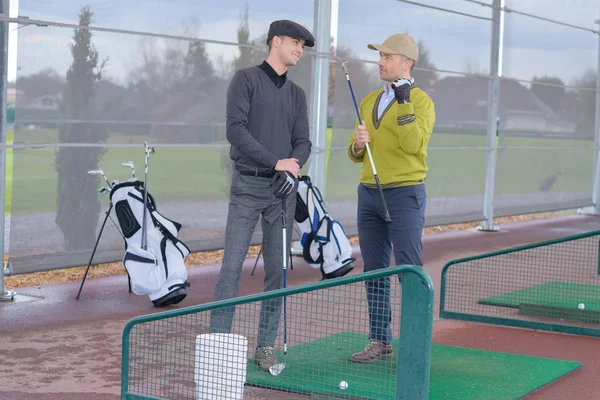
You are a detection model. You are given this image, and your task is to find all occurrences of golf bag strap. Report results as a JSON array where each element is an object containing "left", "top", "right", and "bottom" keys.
[
  {"left": 302, "top": 231, "right": 321, "bottom": 264},
  {"left": 301, "top": 216, "right": 332, "bottom": 265},
  {"left": 124, "top": 187, "right": 186, "bottom": 247}
]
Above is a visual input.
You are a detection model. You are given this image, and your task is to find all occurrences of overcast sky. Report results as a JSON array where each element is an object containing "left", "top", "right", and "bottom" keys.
[{"left": 8, "top": 0, "right": 600, "bottom": 86}]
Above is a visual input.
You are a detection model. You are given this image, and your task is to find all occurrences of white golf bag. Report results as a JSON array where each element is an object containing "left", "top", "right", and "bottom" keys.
[
  {"left": 294, "top": 176, "right": 355, "bottom": 279},
  {"left": 110, "top": 180, "right": 191, "bottom": 307}
]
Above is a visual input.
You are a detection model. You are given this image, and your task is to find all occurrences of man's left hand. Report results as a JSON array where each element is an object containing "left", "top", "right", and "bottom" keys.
[{"left": 392, "top": 78, "right": 412, "bottom": 104}]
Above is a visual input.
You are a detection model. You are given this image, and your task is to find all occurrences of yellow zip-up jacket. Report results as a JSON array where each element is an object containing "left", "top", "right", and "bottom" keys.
[{"left": 347, "top": 84, "right": 435, "bottom": 188}]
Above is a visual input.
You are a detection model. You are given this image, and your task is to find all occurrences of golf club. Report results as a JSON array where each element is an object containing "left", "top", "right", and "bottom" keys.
[
  {"left": 269, "top": 196, "right": 288, "bottom": 376},
  {"left": 88, "top": 169, "right": 113, "bottom": 189},
  {"left": 341, "top": 60, "right": 391, "bottom": 223},
  {"left": 141, "top": 142, "right": 155, "bottom": 250},
  {"left": 121, "top": 161, "right": 135, "bottom": 179},
  {"left": 99, "top": 187, "right": 110, "bottom": 196}
]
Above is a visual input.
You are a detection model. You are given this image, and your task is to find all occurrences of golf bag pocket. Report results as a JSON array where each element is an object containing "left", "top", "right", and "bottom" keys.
[
  {"left": 322, "top": 220, "right": 353, "bottom": 270},
  {"left": 123, "top": 245, "right": 160, "bottom": 295}
]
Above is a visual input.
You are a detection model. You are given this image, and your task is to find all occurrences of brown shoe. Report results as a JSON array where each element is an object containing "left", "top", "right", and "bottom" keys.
[
  {"left": 350, "top": 339, "right": 393, "bottom": 364},
  {"left": 254, "top": 346, "right": 278, "bottom": 372}
]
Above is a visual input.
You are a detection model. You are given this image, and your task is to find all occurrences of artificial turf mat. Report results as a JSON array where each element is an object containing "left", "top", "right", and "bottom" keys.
[
  {"left": 245, "top": 332, "right": 581, "bottom": 399},
  {"left": 478, "top": 281, "right": 600, "bottom": 323}
]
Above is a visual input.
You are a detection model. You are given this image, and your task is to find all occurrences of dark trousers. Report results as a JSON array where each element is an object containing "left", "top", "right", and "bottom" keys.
[
  {"left": 357, "top": 183, "right": 426, "bottom": 345},
  {"left": 209, "top": 169, "right": 295, "bottom": 347}
]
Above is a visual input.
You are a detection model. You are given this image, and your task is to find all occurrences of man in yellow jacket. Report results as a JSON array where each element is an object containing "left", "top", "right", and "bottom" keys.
[{"left": 347, "top": 33, "right": 435, "bottom": 364}]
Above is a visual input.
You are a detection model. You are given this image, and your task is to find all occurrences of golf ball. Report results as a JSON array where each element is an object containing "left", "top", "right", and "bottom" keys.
[
  {"left": 339, "top": 380, "right": 348, "bottom": 390},
  {"left": 578, "top": 303, "right": 585, "bottom": 310}
]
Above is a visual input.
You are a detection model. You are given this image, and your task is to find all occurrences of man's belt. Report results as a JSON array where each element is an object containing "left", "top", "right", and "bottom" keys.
[{"left": 234, "top": 164, "right": 276, "bottom": 178}]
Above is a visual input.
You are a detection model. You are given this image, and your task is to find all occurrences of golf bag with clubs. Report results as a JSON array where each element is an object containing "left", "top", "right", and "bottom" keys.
[
  {"left": 294, "top": 175, "right": 355, "bottom": 279},
  {"left": 110, "top": 145, "right": 190, "bottom": 307},
  {"left": 110, "top": 180, "right": 190, "bottom": 306}
]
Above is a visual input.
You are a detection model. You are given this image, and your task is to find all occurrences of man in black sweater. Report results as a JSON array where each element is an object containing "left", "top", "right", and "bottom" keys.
[{"left": 209, "top": 20, "right": 314, "bottom": 372}]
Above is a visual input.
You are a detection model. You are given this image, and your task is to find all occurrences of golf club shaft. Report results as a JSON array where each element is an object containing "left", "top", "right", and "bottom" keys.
[
  {"left": 343, "top": 70, "right": 392, "bottom": 223},
  {"left": 282, "top": 197, "right": 288, "bottom": 365},
  {"left": 141, "top": 143, "right": 150, "bottom": 249}
]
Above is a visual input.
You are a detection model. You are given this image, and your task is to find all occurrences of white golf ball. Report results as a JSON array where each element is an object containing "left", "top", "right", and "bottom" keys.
[
  {"left": 578, "top": 303, "right": 585, "bottom": 310},
  {"left": 339, "top": 380, "right": 348, "bottom": 390}
]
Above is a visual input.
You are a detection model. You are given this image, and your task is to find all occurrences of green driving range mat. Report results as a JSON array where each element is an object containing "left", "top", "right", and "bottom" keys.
[
  {"left": 246, "top": 332, "right": 581, "bottom": 399},
  {"left": 479, "top": 281, "right": 600, "bottom": 323}
]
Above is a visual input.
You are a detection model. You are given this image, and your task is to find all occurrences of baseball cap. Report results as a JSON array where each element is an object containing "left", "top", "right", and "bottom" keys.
[{"left": 368, "top": 33, "right": 419, "bottom": 61}]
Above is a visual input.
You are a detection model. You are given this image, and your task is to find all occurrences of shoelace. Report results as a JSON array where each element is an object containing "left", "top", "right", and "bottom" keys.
[
  {"left": 365, "top": 340, "right": 378, "bottom": 351},
  {"left": 259, "top": 346, "right": 274, "bottom": 358}
]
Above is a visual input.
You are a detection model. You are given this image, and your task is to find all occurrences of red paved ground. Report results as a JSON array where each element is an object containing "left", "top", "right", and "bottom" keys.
[{"left": 1, "top": 214, "right": 600, "bottom": 399}]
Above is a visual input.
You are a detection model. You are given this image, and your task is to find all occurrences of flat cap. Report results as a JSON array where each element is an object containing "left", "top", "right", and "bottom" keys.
[{"left": 267, "top": 19, "right": 315, "bottom": 47}]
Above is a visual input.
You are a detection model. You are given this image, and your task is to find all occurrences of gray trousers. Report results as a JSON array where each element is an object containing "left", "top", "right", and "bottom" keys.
[{"left": 209, "top": 170, "right": 295, "bottom": 348}]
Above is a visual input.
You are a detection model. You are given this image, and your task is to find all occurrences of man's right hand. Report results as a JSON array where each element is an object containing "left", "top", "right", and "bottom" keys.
[
  {"left": 354, "top": 121, "right": 370, "bottom": 152},
  {"left": 275, "top": 158, "right": 300, "bottom": 178}
]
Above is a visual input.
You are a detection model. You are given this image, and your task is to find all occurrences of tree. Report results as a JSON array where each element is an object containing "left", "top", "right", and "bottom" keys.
[
  {"left": 182, "top": 40, "right": 215, "bottom": 90},
  {"left": 562, "top": 70, "right": 597, "bottom": 134},
  {"left": 329, "top": 44, "right": 380, "bottom": 132},
  {"left": 233, "top": 3, "right": 254, "bottom": 72},
  {"left": 55, "top": 6, "right": 108, "bottom": 251},
  {"left": 531, "top": 75, "right": 565, "bottom": 113},
  {"left": 15, "top": 68, "right": 64, "bottom": 102}
]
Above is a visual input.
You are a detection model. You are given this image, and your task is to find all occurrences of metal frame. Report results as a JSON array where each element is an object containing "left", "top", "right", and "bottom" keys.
[
  {"left": 0, "top": 0, "right": 599, "bottom": 285},
  {"left": 307, "top": 0, "right": 332, "bottom": 192},
  {"left": 0, "top": 0, "right": 13, "bottom": 302},
  {"left": 440, "top": 229, "right": 600, "bottom": 337},
  {"left": 478, "top": 0, "right": 503, "bottom": 232},
  {"left": 584, "top": 15, "right": 600, "bottom": 215},
  {"left": 121, "top": 265, "right": 434, "bottom": 400}
]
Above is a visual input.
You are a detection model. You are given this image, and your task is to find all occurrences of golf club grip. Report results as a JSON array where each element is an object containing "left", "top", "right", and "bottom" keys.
[{"left": 374, "top": 175, "right": 392, "bottom": 223}]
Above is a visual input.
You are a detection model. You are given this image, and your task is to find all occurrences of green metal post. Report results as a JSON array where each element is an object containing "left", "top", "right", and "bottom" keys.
[{"left": 396, "top": 269, "right": 434, "bottom": 400}]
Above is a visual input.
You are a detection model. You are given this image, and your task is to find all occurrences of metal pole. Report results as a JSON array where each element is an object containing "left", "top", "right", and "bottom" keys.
[
  {"left": 478, "top": 0, "right": 503, "bottom": 232},
  {"left": 591, "top": 17, "right": 600, "bottom": 212},
  {"left": 580, "top": 16, "right": 600, "bottom": 216},
  {"left": 0, "top": 0, "right": 13, "bottom": 301},
  {"left": 307, "top": 0, "right": 331, "bottom": 192}
]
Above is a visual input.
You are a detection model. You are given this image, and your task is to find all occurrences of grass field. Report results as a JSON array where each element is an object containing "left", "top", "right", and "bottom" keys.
[
  {"left": 325, "top": 127, "right": 592, "bottom": 200},
  {"left": 7, "top": 126, "right": 593, "bottom": 214}
]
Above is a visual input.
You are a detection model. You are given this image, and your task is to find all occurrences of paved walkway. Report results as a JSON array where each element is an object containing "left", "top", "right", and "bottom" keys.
[{"left": 1, "top": 214, "right": 600, "bottom": 399}]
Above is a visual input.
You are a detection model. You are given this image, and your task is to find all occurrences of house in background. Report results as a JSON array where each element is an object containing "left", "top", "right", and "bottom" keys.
[{"left": 427, "top": 76, "right": 576, "bottom": 134}]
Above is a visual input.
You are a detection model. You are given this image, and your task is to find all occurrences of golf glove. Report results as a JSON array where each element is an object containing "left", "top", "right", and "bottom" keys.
[
  {"left": 272, "top": 171, "right": 298, "bottom": 199},
  {"left": 391, "top": 78, "right": 412, "bottom": 104}
]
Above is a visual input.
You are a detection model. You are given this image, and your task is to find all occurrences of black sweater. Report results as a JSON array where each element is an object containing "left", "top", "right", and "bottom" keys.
[{"left": 225, "top": 64, "right": 312, "bottom": 169}]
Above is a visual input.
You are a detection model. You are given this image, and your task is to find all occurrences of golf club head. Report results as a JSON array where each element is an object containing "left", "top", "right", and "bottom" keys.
[
  {"left": 121, "top": 161, "right": 134, "bottom": 168},
  {"left": 268, "top": 363, "right": 285, "bottom": 376},
  {"left": 99, "top": 187, "right": 110, "bottom": 196},
  {"left": 88, "top": 169, "right": 104, "bottom": 175},
  {"left": 341, "top": 60, "right": 350, "bottom": 74},
  {"left": 144, "top": 142, "right": 155, "bottom": 154}
]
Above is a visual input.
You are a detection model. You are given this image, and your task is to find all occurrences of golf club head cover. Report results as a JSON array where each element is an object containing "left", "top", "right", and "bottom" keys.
[
  {"left": 391, "top": 78, "right": 412, "bottom": 104},
  {"left": 272, "top": 171, "right": 298, "bottom": 199}
]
